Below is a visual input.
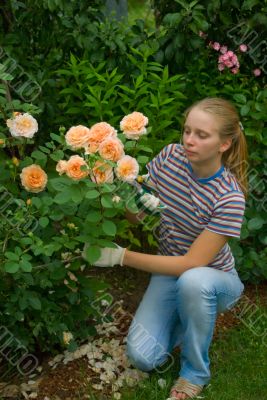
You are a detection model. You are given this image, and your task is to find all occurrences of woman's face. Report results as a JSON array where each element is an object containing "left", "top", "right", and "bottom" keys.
[{"left": 182, "top": 107, "right": 230, "bottom": 165}]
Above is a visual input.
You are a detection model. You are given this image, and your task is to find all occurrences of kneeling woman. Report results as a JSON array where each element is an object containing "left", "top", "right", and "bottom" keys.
[{"left": 88, "top": 98, "right": 247, "bottom": 400}]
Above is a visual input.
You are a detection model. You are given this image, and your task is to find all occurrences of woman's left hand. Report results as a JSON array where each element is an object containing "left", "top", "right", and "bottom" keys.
[{"left": 82, "top": 244, "right": 126, "bottom": 267}]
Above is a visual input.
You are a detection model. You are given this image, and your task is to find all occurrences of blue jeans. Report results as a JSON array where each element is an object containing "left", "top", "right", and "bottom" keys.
[{"left": 126, "top": 267, "right": 244, "bottom": 385}]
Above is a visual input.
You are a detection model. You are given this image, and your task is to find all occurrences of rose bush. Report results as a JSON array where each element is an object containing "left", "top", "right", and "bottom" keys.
[{"left": 0, "top": 98, "right": 152, "bottom": 354}]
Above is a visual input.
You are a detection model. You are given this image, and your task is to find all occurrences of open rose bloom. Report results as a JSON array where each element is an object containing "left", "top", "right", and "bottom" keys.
[
  {"left": 20, "top": 164, "right": 48, "bottom": 193},
  {"left": 7, "top": 113, "right": 38, "bottom": 138},
  {"left": 120, "top": 112, "right": 148, "bottom": 140},
  {"left": 65, "top": 155, "right": 89, "bottom": 180},
  {"left": 98, "top": 137, "right": 125, "bottom": 162},
  {"left": 57, "top": 113, "right": 147, "bottom": 187},
  {"left": 84, "top": 122, "right": 117, "bottom": 154},
  {"left": 91, "top": 160, "right": 114, "bottom": 184},
  {"left": 65, "top": 125, "right": 91, "bottom": 149},
  {"left": 115, "top": 155, "right": 139, "bottom": 182}
]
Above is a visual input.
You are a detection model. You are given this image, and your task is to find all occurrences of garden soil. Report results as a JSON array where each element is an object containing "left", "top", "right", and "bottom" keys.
[{"left": 0, "top": 267, "right": 266, "bottom": 400}]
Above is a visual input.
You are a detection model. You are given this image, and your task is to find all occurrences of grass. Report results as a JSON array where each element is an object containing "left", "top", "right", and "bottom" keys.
[{"left": 115, "top": 311, "right": 267, "bottom": 400}]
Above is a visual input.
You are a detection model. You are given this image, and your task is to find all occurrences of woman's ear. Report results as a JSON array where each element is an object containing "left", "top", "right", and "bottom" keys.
[{"left": 219, "top": 138, "right": 232, "bottom": 153}]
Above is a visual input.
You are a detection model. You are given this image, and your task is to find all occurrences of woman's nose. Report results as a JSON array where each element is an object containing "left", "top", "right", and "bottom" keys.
[{"left": 184, "top": 133, "right": 195, "bottom": 146}]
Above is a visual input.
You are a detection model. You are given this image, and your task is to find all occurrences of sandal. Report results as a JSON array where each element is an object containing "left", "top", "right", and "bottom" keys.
[{"left": 166, "top": 377, "right": 204, "bottom": 399}]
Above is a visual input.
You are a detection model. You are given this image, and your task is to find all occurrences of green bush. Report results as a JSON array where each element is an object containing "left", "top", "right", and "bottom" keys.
[
  {"left": 0, "top": 69, "right": 157, "bottom": 353},
  {"left": 54, "top": 49, "right": 267, "bottom": 282},
  {"left": 55, "top": 51, "right": 187, "bottom": 153},
  {"left": 152, "top": 0, "right": 267, "bottom": 74}
]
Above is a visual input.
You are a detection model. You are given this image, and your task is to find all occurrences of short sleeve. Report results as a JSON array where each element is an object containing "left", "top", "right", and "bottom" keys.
[
  {"left": 206, "top": 192, "right": 246, "bottom": 238},
  {"left": 146, "top": 144, "right": 176, "bottom": 187}
]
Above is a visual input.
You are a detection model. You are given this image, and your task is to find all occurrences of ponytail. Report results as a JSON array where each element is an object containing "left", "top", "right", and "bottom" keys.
[{"left": 222, "top": 125, "right": 248, "bottom": 198}]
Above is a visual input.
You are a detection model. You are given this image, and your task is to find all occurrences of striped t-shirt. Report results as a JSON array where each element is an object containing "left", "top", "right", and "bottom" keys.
[{"left": 146, "top": 144, "right": 245, "bottom": 272}]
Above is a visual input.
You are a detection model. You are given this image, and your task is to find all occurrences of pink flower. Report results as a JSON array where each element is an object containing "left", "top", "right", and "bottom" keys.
[
  {"left": 239, "top": 44, "right": 247, "bottom": 52},
  {"left": 198, "top": 31, "right": 207, "bottom": 38},
  {"left": 227, "top": 51, "right": 234, "bottom": 57},
  {"left": 220, "top": 46, "right": 228, "bottom": 54},
  {"left": 253, "top": 68, "right": 261, "bottom": 77},
  {"left": 218, "top": 63, "right": 225, "bottom": 71},
  {"left": 225, "top": 60, "right": 234, "bottom": 68},
  {"left": 231, "top": 67, "right": 239, "bottom": 74},
  {"left": 212, "top": 42, "right": 220, "bottom": 51}
]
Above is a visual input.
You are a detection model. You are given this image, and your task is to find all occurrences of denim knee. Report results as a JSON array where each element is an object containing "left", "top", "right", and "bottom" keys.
[
  {"left": 176, "top": 268, "right": 214, "bottom": 297},
  {"left": 126, "top": 342, "right": 155, "bottom": 372}
]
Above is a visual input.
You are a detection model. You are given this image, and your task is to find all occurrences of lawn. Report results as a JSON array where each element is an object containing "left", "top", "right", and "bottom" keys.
[{"left": 116, "top": 310, "right": 267, "bottom": 400}]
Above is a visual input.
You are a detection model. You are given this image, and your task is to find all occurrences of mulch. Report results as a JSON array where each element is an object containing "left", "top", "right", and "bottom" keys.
[{"left": 1, "top": 267, "right": 266, "bottom": 400}]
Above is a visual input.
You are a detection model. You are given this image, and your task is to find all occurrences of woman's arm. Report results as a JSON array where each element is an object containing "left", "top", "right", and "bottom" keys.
[{"left": 123, "top": 229, "right": 228, "bottom": 276}]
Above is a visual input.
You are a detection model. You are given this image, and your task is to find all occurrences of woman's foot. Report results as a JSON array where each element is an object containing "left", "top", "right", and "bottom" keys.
[{"left": 167, "top": 377, "right": 203, "bottom": 399}]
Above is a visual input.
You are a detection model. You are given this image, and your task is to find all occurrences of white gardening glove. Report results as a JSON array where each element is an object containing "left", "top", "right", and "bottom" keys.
[
  {"left": 136, "top": 174, "right": 165, "bottom": 213},
  {"left": 139, "top": 192, "right": 161, "bottom": 212},
  {"left": 82, "top": 244, "right": 126, "bottom": 267}
]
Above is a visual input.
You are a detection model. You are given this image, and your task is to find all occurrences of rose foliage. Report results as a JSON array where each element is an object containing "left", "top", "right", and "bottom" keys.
[{"left": 0, "top": 100, "right": 152, "bottom": 353}]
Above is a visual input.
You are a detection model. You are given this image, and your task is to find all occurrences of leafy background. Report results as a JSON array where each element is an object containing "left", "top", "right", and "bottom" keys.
[{"left": 0, "top": 0, "right": 266, "bottom": 354}]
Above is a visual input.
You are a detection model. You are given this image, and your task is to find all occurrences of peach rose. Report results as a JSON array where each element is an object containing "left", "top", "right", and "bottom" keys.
[
  {"left": 56, "top": 160, "right": 68, "bottom": 175},
  {"left": 98, "top": 137, "right": 124, "bottom": 162},
  {"left": 7, "top": 113, "right": 38, "bottom": 138},
  {"left": 120, "top": 112, "right": 148, "bottom": 140},
  {"left": 84, "top": 122, "right": 117, "bottom": 154},
  {"left": 91, "top": 160, "right": 114, "bottom": 184},
  {"left": 20, "top": 164, "right": 48, "bottom": 193},
  {"left": 65, "top": 155, "right": 88, "bottom": 180},
  {"left": 65, "top": 125, "right": 91, "bottom": 149},
  {"left": 115, "top": 155, "right": 139, "bottom": 182}
]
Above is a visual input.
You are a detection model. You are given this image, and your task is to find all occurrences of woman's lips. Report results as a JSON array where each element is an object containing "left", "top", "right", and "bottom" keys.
[{"left": 185, "top": 149, "right": 197, "bottom": 156}]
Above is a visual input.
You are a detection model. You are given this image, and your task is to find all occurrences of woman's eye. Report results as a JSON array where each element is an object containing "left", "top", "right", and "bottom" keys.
[{"left": 198, "top": 133, "right": 208, "bottom": 139}]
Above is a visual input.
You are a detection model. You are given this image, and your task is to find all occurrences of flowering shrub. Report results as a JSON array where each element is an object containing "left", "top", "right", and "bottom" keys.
[
  {"left": 198, "top": 33, "right": 263, "bottom": 77},
  {"left": 0, "top": 106, "right": 152, "bottom": 353}
]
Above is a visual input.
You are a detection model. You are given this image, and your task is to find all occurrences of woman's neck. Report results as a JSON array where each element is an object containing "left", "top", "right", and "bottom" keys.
[{"left": 190, "top": 160, "right": 223, "bottom": 179}]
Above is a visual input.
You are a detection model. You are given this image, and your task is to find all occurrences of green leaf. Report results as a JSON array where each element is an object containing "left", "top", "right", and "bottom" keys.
[
  {"left": 4, "top": 262, "right": 19, "bottom": 273},
  {"left": 233, "top": 94, "right": 247, "bottom": 104},
  {"left": 31, "top": 150, "right": 47, "bottom": 161},
  {"left": 71, "top": 187, "right": 83, "bottom": 203},
  {"left": 39, "top": 216, "right": 49, "bottom": 228},
  {"left": 137, "top": 155, "right": 150, "bottom": 164},
  {"left": 240, "top": 104, "right": 250, "bottom": 116},
  {"left": 20, "top": 260, "right": 32, "bottom": 272},
  {"left": 86, "top": 211, "right": 102, "bottom": 223},
  {"left": 50, "top": 177, "right": 71, "bottom": 191},
  {"left": 28, "top": 296, "right": 42, "bottom": 310},
  {"left": 50, "top": 149, "right": 65, "bottom": 161},
  {"left": 85, "top": 190, "right": 100, "bottom": 199},
  {"left": 5, "top": 252, "right": 19, "bottom": 261},
  {"left": 54, "top": 190, "right": 72, "bottom": 204},
  {"left": 102, "top": 220, "right": 117, "bottom": 236},
  {"left": 50, "top": 133, "right": 64, "bottom": 143},
  {"left": 50, "top": 265, "right": 66, "bottom": 280},
  {"left": 247, "top": 217, "right": 264, "bottom": 231},
  {"left": 101, "top": 194, "right": 113, "bottom": 208},
  {"left": 84, "top": 245, "right": 101, "bottom": 264}
]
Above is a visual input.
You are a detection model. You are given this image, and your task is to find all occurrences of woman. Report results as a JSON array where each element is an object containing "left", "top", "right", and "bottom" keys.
[{"left": 88, "top": 97, "right": 247, "bottom": 399}]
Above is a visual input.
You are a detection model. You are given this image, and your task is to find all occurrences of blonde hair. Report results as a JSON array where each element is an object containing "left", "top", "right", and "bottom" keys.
[{"left": 184, "top": 97, "right": 248, "bottom": 197}]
